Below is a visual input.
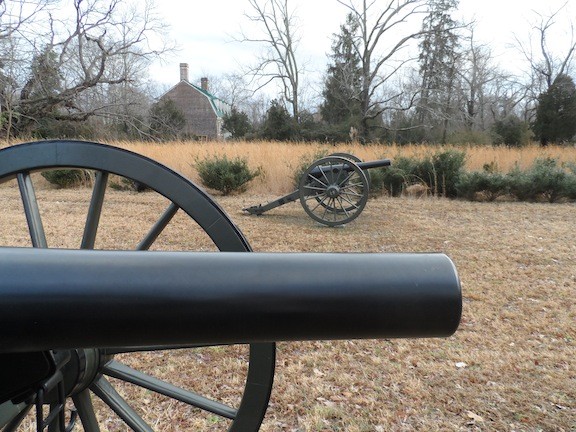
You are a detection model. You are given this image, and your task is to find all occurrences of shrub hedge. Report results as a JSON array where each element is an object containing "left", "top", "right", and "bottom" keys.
[
  {"left": 196, "top": 155, "right": 261, "bottom": 195},
  {"left": 373, "top": 151, "right": 576, "bottom": 203},
  {"left": 41, "top": 169, "right": 87, "bottom": 188},
  {"left": 376, "top": 150, "right": 466, "bottom": 198}
]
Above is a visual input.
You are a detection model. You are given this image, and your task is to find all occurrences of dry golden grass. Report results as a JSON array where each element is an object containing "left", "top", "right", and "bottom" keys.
[
  {"left": 1, "top": 163, "right": 574, "bottom": 431},
  {"left": 1, "top": 140, "right": 575, "bottom": 431},
  {"left": 3, "top": 139, "right": 576, "bottom": 196},
  {"left": 114, "top": 140, "right": 576, "bottom": 196}
]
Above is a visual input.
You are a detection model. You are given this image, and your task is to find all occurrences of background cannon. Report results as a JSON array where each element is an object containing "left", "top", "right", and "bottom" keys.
[
  {"left": 0, "top": 141, "right": 460, "bottom": 432},
  {"left": 243, "top": 153, "right": 391, "bottom": 226}
]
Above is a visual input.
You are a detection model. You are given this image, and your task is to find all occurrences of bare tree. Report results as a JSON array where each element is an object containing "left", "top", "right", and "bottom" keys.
[
  {"left": 456, "top": 29, "right": 505, "bottom": 131},
  {"left": 0, "top": 0, "right": 48, "bottom": 40},
  {"left": 516, "top": 3, "right": 576, "bottom": 90},
  {"left": 239, "top": 0, "right": 301, "bottom": 121},
  {"left": 515, "top": 2, "right": 576, "bottom": 121},
  {"left": 337, "top": 0, "right": 431, "bottom": 140},
  {"left": 0, "top": 1, "right": 52, "bottom": 140},
  {"left": 1, "top": 0, "right": 172, "bottom": 137}
]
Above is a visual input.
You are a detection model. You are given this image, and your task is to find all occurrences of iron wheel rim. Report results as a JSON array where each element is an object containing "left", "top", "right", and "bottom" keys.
[{"left": 0, "top": 140, "right": 276, "bottom": 432}]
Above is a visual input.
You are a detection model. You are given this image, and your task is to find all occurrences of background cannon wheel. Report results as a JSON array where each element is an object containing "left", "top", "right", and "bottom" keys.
[
  {"left": 298, "top": 156, "right": 369, "bottom": 227},
  {"left": 0, "top": 140, "right": 275, "bottom": 432},
  {"left": 328, "top": 152, "right": 371, "bottom": 186}
]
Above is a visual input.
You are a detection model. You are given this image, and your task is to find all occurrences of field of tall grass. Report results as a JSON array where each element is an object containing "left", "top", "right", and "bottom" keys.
[
  {"left": 116, "top": 140, "right": 576, "bottom": 194},
  {"left": 4, "top": 139, "right": 576, "bottom": 195}
]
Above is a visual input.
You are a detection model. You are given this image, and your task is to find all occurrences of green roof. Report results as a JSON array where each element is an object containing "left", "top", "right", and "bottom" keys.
[{"left": 184, "top": 81, "right": 230, "bottom": 117}]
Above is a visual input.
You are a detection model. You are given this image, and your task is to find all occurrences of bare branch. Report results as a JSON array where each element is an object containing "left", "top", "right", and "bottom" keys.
[
  {"left": 237, "top": 0, "right": 301, "bottom": 119},
  {"left": 334, "top": 0, "right": 430, "bottom": 139},
  {"left": 1, "top": 0, "right": 173, "bottom": 137},
  {"left": 516, "top": 2, "right": 576, "bottom": 91}
]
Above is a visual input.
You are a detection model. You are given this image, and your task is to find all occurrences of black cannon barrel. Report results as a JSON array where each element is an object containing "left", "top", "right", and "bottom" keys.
[
  {"left": 0, "top": 248, "right": 461, "bottom": 353},
  {"left": 309, "top": 158, "right": 391, "bottom": 177},
  {"left": 356, "top": 158, "right": 392, "bottom": 170}
]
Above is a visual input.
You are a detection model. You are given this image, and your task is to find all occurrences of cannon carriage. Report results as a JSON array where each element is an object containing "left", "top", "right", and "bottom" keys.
[
  {"left": 0, "top": 141, "right": 461, "bottom": 432},
  {"left": 243, "top": 153, "right": 391, "bottom": 226}
]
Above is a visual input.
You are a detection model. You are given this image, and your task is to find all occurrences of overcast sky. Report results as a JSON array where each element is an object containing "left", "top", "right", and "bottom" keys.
[{"left": 149, "top": 0, "right": 574, "bottom": 92}]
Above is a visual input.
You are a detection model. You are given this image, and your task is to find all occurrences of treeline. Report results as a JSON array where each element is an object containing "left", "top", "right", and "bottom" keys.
[
  {"left": 1, "top": 0, "right": 575, "bottom": 146},
  {"left": 220, "top": 0, "right": 576, "bottom": 146}
]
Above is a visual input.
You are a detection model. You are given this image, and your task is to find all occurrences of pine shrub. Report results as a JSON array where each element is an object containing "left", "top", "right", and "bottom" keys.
[
  {"left": 491, "top": 115, "right": 531, "bottom": 147},
  {"left": 421, "top": 150, "right": 466, "bottom": 197},
  {"left": 366, "top": 166, "right": 388, "bottom": 196},
  {"left": 507, "top": 166, "right": 537, "bottom": 201},
  {"left": 378, "top": 156, "right": 419, "bottom": 196},
  {"left": 196, "top": 155, "right": 261, "bottom": 195},
  {"left": 506, "top": 158, "right": 576, "bottom": 202},
  {"left": 564, "top": 163, "right": 576, "bottom": 200},
  {"left": 41, "top": 169, "right": 87, "bottom": 188},
  {"left": 528, "top": 158, "right": 570, "bottom": 203},
  {"left": 456, "top": 171, "right": 509, "bottom": 201},
  {"left": 379, "top": 150, "right": 466, "bottom": 197}
]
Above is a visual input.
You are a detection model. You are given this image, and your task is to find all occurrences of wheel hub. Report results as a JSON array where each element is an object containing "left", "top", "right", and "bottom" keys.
[
  {"left": 49, "top": 349, "right": 109, "bottom": 401},
  {"left": 326, "top": 185, "right": 340, "bottom": 198}
]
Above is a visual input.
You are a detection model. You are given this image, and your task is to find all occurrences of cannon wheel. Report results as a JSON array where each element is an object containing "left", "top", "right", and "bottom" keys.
[
  {"left": 0, "top": 140, "right": 275, "bottom": 432},
  {"left": 328, "top": 152, "right": 371, "bottom": 186},
  {"left": 299, "top": 156, "right": 369, "bottom": 226}
]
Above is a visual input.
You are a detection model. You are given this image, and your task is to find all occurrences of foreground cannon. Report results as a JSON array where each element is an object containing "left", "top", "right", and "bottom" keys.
[
  {"left": 244, "top": 153, "right": 391, "bottom": 226},
  {"left": 0, "top": 141, "right": 461, "bottom": 432}
]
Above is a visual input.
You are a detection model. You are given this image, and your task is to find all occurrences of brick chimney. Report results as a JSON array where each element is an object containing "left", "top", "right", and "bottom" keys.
[
  {"left": 179, "top": 63, "right": 189, "bottom": 82},
  {"left": 201, "top": 77, "right": 208, "bottom": 91}
]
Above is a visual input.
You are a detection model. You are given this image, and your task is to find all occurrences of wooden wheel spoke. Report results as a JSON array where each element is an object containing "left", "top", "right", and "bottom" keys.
[
  {"left": 136, "top": 202, "right": 179, "bottom": 250},
  {"left": 337, "top": 170, "right": 355, "bottom": 188},
  {"left": 319, "top": 164, "right": 333, "bottom": 186},
  {"left": 306, "top": 193, "right": 330, "bottom": 213},
  {"left": 340, "top": 188, "right": 364, "bottom": 198},
  {"left": 341, "top": 178, "right": 365, "bottom": 191},
  {"left": 102, "top": 361, "right": 237, "bottom": 419},
  {"left": 81, "top": 171, "right": 108, "bottom": 249},
  {"left": 321, "top": 198, "right": 333, "bottom": 221},
  {"left": 1, "top": 403, "right": 32, "bottom": 432},
  {"left": 72, "top": 389, "right": 100, "bottom": 432},
  {"left": 340, "top": 189, "right": 364, "bottom": 200},
  {"left": 303, "top": 184, "right": 327, "bottom": 193},
  {"left": 307, "top": 172, "right": 328, "bottom": 188},
  {"left": 91, "top": 376, "right": 153, "bottom": 432},
  {"left": 338, "top": 195, "right": 358, "bottom": 212},
  {"left": 17, "top": 172, "right": 47, "bottom": 248}
]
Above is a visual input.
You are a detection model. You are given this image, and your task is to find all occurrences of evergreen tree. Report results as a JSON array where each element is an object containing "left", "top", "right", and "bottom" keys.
[
  {"left": 320, "top": 13, "right": 362, "bottom": 127},
  {"left": 533, "top": 74, "right": 576, "bottom": 145},
  {"left": 416, "top": 0, "right": 460, "bottom": 142},
  {"left": 223, "top": 108, "right": 253, "bottom": 139},
  {"left": 16, "top": 47, "right": 65, "bottom": 136},
  {"left": 21, "top": 47, "right": 63, "bottom": 102},
  {"left": 259, "top": 99, "right": 294, "bottom": 140},
  {"left": 149, "top": 99, "right": 186, "bottom": 140}
]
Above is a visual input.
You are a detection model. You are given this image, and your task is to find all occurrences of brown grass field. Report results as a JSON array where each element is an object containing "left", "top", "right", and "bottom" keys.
[
  {"left": 96, "top": 140, "right": 576, "bottom": 195},
  {"left": 0, "top": 140, "right": 574, "bottom": 431}
]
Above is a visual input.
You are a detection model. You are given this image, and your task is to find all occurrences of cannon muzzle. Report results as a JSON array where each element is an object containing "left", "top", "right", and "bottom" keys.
[{"left": 0, "top": 248, "right": 461, "bottom": 352}]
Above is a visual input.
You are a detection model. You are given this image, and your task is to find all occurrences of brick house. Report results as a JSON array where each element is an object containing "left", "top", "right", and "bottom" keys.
[{"left": 160, "top": 63, "right": 230, "bottom": 140}]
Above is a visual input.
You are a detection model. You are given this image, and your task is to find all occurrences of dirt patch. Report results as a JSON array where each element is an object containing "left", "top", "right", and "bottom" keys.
[{"left": 1, "top": 184, "right": 574, "bottom": 431}]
